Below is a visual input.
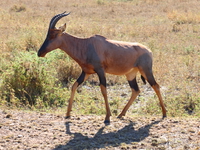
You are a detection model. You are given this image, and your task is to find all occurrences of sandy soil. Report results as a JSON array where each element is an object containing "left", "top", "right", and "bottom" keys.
[{"left": 0, "top": 109, "right": 199, "bottom": 150}]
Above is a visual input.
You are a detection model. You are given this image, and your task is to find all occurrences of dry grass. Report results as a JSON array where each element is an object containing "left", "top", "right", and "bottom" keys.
[{"left": 0, "top": 0, "right": 199, "bottom": 117}]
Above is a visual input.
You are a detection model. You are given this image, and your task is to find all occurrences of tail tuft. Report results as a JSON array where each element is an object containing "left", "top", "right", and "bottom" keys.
[{"left": 141, "top": 75, "right": 146, "bottom": 84}]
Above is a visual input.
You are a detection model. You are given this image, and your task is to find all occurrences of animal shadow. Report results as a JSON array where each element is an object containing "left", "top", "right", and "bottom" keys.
[{"left": 54, "top": 119, "right": 162, "bottom": 150}]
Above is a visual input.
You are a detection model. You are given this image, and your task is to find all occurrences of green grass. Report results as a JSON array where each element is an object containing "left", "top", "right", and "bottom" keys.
[{"left": 0, "top": 0, "right": 199, "bottom": 118}]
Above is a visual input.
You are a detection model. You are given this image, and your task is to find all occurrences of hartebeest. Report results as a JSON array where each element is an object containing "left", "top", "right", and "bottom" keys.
[{"left": 38, "top": 12, "right": 167, "bottom": 123}]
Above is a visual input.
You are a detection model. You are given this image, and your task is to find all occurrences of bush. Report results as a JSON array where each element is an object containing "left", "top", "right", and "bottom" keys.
[{"left": 0, "top": 51, "right": 69, "bottom": 108}]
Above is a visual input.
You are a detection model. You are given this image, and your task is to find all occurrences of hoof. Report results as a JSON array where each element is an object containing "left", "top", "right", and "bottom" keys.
[
  {"left": 162, "top": 115, "right": 167, "bottom": 119},
  {"left": 65, "top": 116, "right": 70, "bottom": 119},
  {"left": 117, "top": 116, "right": 122, "bottom": 119},
  {"left": 104, "top": 120, "right": 110, "bottom": 124},
  {"left": 117, "top": 114, "right": 124, "bottom": 119}
]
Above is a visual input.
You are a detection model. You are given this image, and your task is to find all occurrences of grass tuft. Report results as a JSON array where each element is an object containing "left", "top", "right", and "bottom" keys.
[{"left": 10, "top": 5, "right": 26, "bottom": 12}]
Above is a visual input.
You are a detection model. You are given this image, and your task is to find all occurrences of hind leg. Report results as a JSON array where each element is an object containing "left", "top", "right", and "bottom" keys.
[
  {"left": 139, "top": 67, "right": 167, "bottom": 118},
  {"left": 151, "top": 83, "right": 167, "bottom": 118},
  {"left": 118, "top": 69, "right": 140, "bottom": 118}
]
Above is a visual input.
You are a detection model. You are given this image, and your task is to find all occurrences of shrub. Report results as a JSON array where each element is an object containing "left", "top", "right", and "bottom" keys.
[{"left": 0, "top": 51, "right": 69, "bottom": 108}]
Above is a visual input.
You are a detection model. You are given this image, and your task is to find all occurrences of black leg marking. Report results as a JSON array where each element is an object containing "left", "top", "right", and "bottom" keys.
[
  {"left": 77, "top": 71, "right": 86, "bottom": 85},
  {"left": 148, "top": 78, "right": 157, "bottom": 87},
  {"left": 65, "top": 116, "right": 70, "bottom": 119},
  {"left": 128, "top": 78, "right": 139, "bottom": 91},
  {"left": 95, "top": 69, "right": 106, "bottom": 87},
  {"left": 144, "top": 73, "right": 157, "bottom": 87},
  {"left": 99, "top": 76, "right": 106, "bottom": 87}
]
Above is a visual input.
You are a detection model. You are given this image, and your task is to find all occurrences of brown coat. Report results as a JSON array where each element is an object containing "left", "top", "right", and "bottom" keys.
[{"left": 38, "top": 12, "right": 167, "bottom": 123}]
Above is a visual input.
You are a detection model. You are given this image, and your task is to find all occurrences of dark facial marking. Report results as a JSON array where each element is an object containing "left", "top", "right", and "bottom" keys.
[{"left": 38, "top": 39, "right": 49, "bottom": 56}]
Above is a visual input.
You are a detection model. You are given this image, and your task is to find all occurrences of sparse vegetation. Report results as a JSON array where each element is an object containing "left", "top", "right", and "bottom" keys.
[
  {"left": 0, "top": 110, "right": 199, "bottom": 149},
  {"left": 10, "top": 5, "right": 26, "bottom": 12},
  {"left": 0, "top": 1, "right": 200, "bottom": 149},
  {"left": 0, "top": 0, "right": 199, "bottom": 119}
]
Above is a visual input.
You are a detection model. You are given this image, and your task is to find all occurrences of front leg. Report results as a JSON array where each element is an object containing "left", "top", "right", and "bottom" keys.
[
  {"left": 96, "top": 69, "right": 111, "bottom": 123},
  {"left": 66, "top": 71, "right": 89, "bottom": 118}
]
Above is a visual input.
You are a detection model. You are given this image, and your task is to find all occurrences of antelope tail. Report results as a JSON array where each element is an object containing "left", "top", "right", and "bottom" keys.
[{"left": 141, "top": 75, "right": 146, "bottom": 84}]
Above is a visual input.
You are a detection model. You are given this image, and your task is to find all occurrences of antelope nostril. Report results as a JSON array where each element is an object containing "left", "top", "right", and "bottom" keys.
[
  {"left": 37, "top": 51, "right": 42, "bottom": 57},
  {"left": 37, "top": 51, "right": 45, "bottom": 57},
  {"left": 37, "top": 52, "right": 40, "bottom": 57}
]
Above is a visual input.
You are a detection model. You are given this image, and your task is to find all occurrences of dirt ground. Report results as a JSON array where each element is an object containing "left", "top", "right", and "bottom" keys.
[{"left": 0, "top": 109, "right": 199, "bottom": 150}]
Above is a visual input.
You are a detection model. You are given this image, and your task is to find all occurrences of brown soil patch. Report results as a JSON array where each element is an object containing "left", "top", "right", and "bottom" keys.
[{"left": 0, "top": 109, "right": 199, "bottom": 150}]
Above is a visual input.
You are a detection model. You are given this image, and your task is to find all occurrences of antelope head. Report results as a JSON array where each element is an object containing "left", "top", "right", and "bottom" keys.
[{"left": 38, "top": 12, "right": 70, "bottom": 57}]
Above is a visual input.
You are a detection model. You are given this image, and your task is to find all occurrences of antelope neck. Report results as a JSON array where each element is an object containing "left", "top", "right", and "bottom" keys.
[{"left": 60, "top": 33, "right": 91, "bottom": 66}]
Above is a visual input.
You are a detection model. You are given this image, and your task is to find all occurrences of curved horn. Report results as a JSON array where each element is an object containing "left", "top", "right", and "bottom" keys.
[{"left": 49, "top": 11, "right": 70, "bottom": 29}]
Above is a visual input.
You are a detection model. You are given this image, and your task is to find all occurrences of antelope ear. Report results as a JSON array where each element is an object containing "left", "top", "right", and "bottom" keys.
[{"left": 59, "top": 23, "right": 66, "bottom": 32}]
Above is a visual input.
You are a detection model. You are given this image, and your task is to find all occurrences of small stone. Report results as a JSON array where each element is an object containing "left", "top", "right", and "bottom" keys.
[
  {"left": 188, "top": 129, "right": 195, "bottom": 133},
  {"left": 18, "top": 135, "right": 23, "bottom": 138},
  {"left": 5, "top": 114, "right": 12, "bottom": 118},
  {"left": 173, "top": 121, "right": 179, "bottom": 123},
  {"left": 151, "top": 139, "right": 158, "bottom": 146}
]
